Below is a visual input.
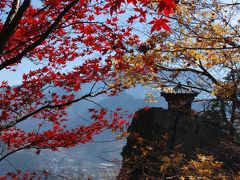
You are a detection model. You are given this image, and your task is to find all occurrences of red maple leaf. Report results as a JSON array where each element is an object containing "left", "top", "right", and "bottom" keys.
[{"left": 149, "top": 18, "right": 170, "bottom": 33}]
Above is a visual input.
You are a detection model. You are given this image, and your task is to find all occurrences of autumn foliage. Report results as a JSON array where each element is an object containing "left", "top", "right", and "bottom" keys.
[
  {"left": 0, "top": 0, "right": 177, "bottom": 177},
  {"left": 118, "top": 0, "right": 240, "bottom": 139}
]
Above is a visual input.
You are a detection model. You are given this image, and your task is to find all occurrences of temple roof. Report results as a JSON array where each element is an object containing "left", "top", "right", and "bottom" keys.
[{"left": 161, "top": 83, "right": 199, "bottom": 96}]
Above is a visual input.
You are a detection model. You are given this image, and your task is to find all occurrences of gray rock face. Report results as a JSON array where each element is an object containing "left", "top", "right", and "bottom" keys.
[{"left": 118, "top": 107, "right": 240, "bottom": 179}]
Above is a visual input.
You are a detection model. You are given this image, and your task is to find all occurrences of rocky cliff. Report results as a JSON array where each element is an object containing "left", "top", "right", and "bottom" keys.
[{"left": 118, "top": 107, "right": 240, "bottom": 179}]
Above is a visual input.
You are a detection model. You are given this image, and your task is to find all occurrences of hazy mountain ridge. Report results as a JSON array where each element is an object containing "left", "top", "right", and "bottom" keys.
[{"left": 0, "top": 92, "right": 166, "bottom": 178}]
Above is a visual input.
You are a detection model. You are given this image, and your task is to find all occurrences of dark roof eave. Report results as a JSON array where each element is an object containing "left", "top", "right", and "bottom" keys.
[{"left": 161, "top": 92, "right": 199, "bottom": 96}]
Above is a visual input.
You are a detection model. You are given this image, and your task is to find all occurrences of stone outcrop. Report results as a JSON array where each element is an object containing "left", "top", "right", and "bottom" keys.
[{"left": 118, "top": 107, "right": 240, "bottom": 179}]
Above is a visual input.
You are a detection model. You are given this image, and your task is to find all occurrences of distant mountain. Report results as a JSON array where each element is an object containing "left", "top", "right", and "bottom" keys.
[
  {"left": 0, "top": 84, "right": 204, "bottom": 178},
  {"left": 0, "top": 91, "right": 167, "bottom": 178}
]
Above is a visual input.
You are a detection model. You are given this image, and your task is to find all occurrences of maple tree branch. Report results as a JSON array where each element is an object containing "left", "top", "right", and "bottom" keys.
[
  {"left": 2, "top": 34, "right": 43, "bottom": 56},
  {"left": 206, "top": 3, "right": 240, "bottom": 38},
  {"left": 0, "top": 145, "right": 30, "bottom": 162},
  {"left": 197, "top": 61, "right": 220, "bottom": 85},
  {"left": 0, "top": 0, "right": 79, "bottom": 71},
  {"left": 156, "top": 64, "right": 204, "bottom": 74},
  {"left": 160, "top": 46, "right": 240, "bottom": 54},
  {"left": 0, "top": 0, "right": 31, "bottom": 55},
  {"left": 0, "top": 139, "right": 71, "bottom": 162},
  {"left": 2, "top": 20, "right": 106, "bottom": 57},
  {"left": 155, "top": 63, "right": 222, "bottom": 94},
  {"left": 57, "top": 21, "right": 105, "bottom": 29},
  {"left": 163, "top": 62, "right": 240, "bottom": 108},
  {"left": 3, "top": 0, "right": 20, "bottom": 28},
  {"left": 165, "top": 78, "right": 212, "bottom": 93},
  {"left": 225, "top": 3, "right": 240, "bottom": 6},
  {"left": 0, "top": 90, "right": 108, "bottom": 131},
  {"left": 32, "top": 4, "right": 50, "bottom": 17},
  {"left": 84, "top": 98, "right": 109, "bottom": 111}
]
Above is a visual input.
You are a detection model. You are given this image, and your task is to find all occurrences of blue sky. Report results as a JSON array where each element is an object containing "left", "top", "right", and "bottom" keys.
[
  {"left": 0, "top": 0, "right": 234, "bottom": 97},
  {"left": 0, "top": 0, "right": 151, "bottom": 99}
]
